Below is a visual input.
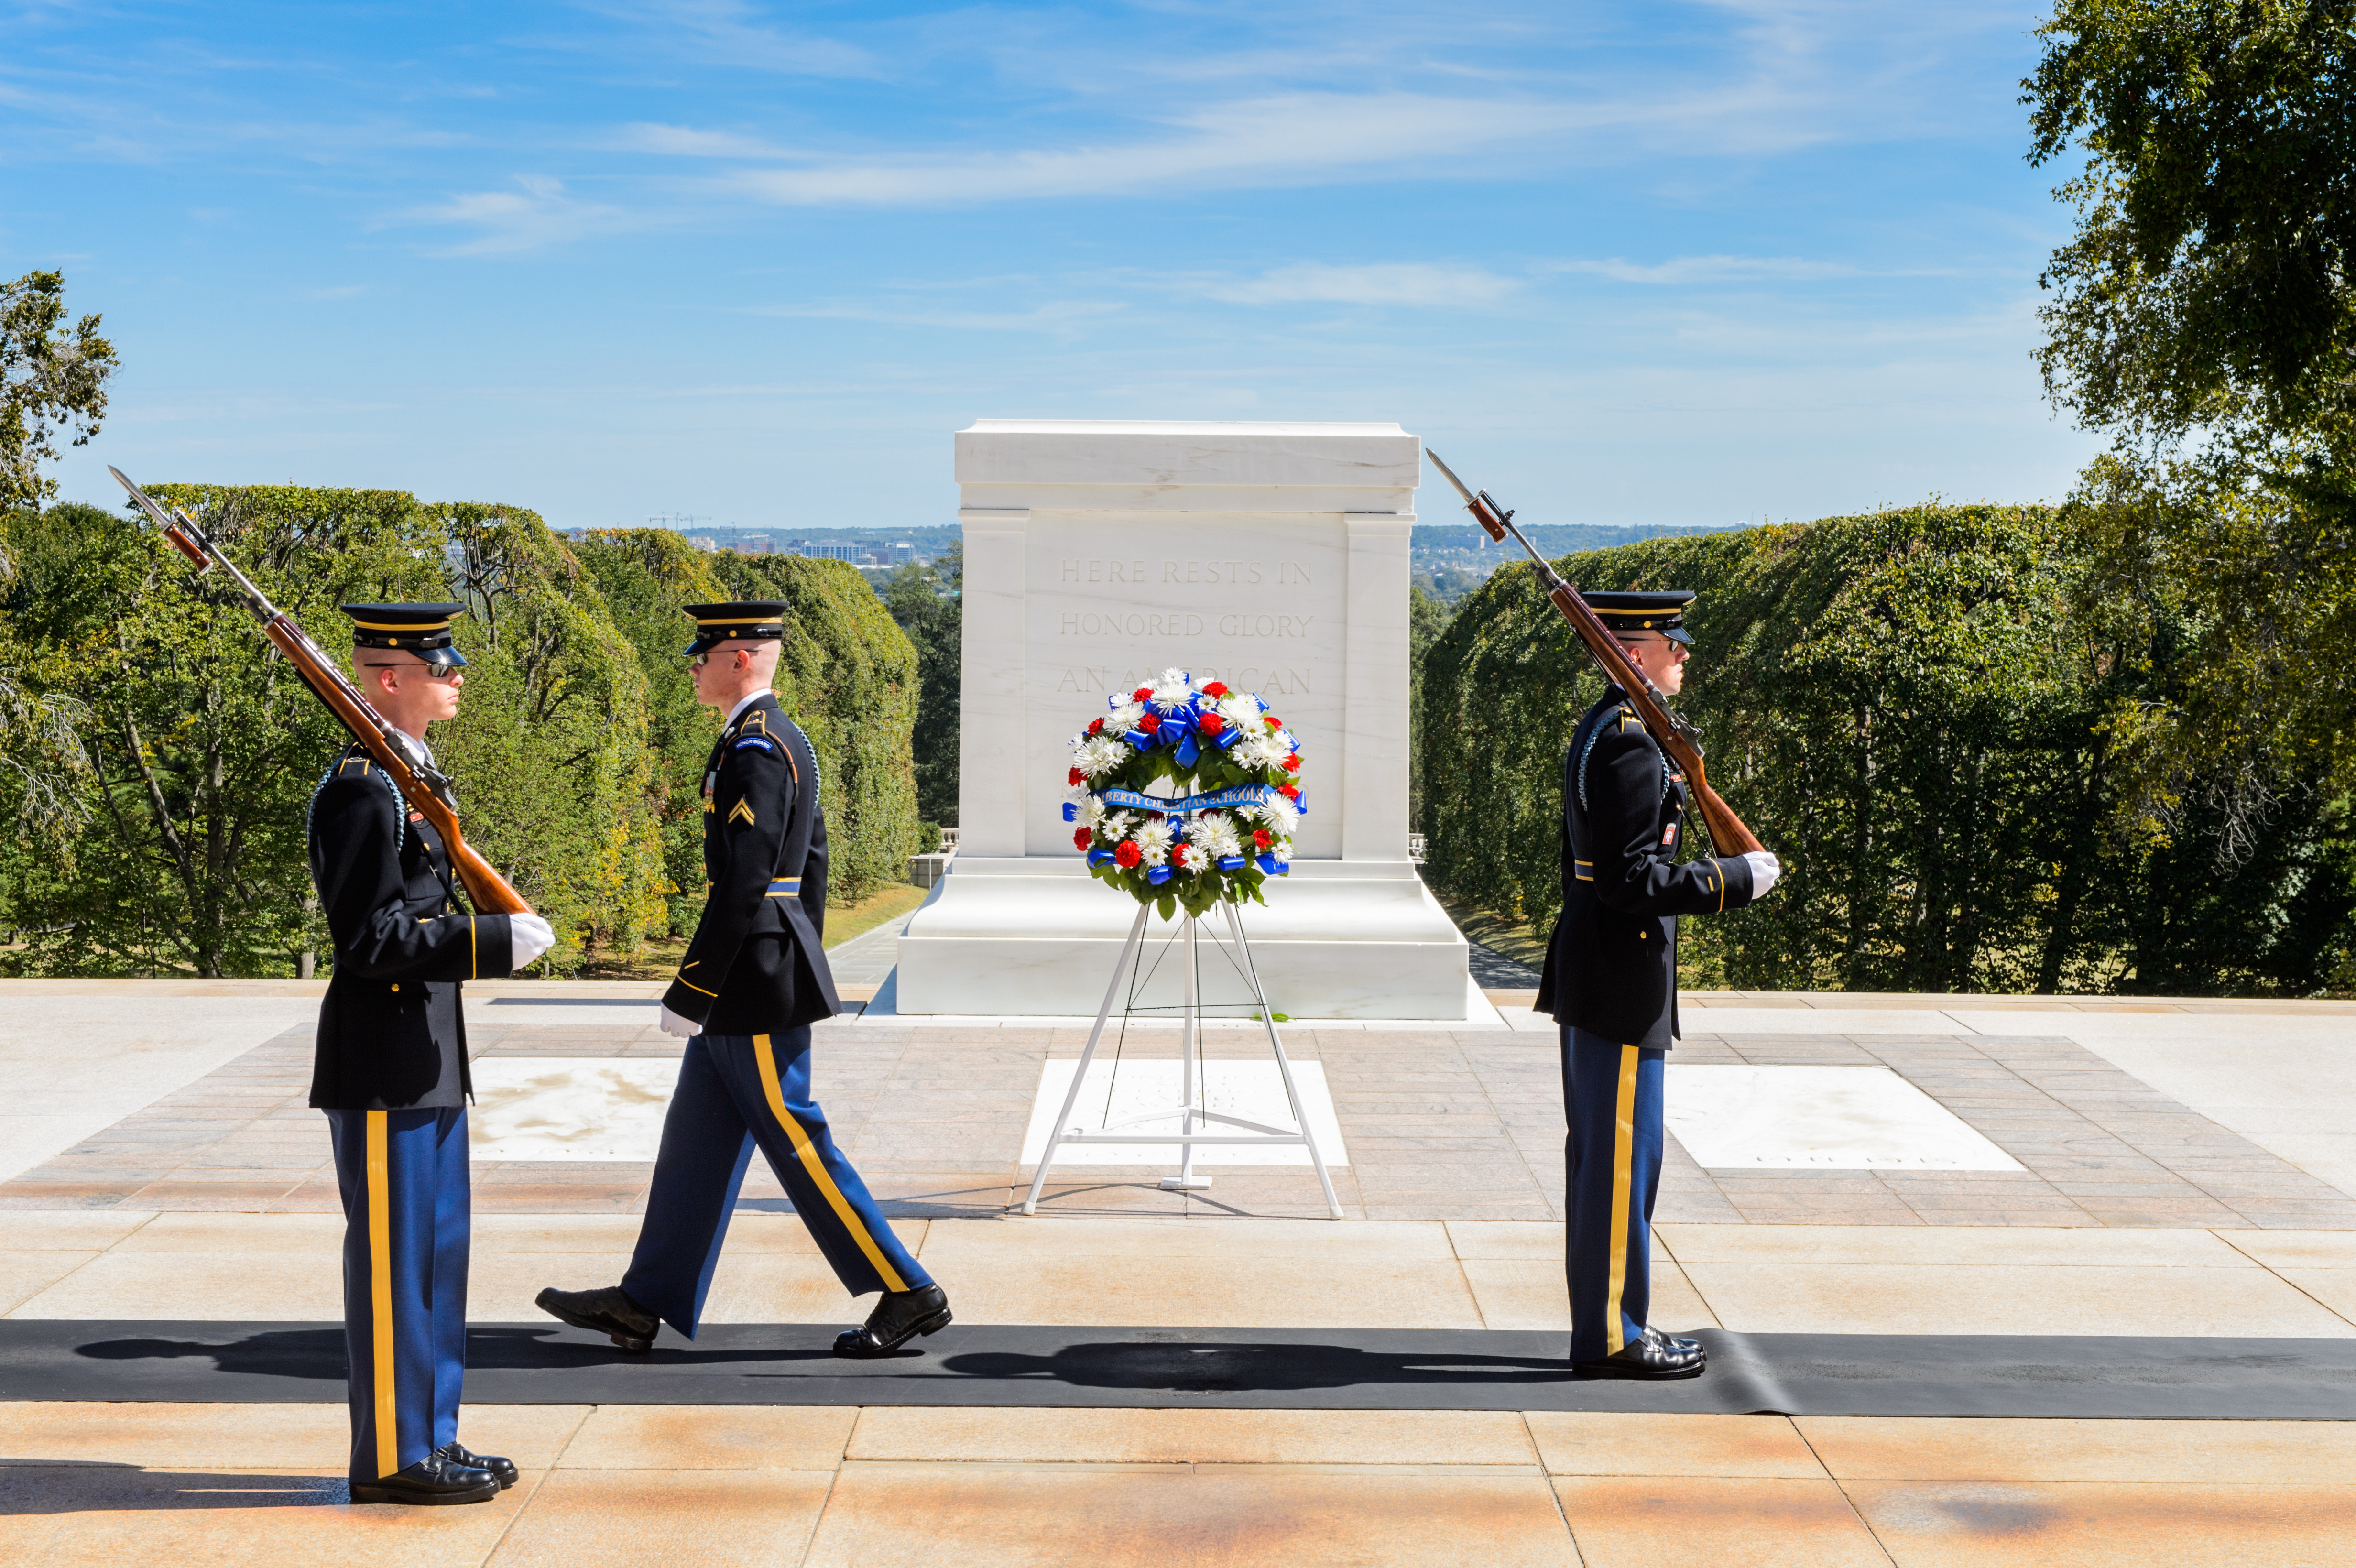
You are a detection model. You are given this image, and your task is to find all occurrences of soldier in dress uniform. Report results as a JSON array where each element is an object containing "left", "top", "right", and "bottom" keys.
[
  {"left": 309, "top": 603, "right": 556, "bottom": 1504},
  {"left": 534, "top": 601, "right": 950, "bottom": 1359},
  {"left": 1536, "top": 590, "right": 1782, "bottom": 1379}
]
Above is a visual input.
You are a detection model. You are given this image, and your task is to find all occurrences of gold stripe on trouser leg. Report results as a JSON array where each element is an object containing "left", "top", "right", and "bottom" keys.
[
  {"left": 1603, "top": 1045, "right": 1639, "bottom": 1354},
  {"left": 366, "top": 1110, "right": 398, "bottom": 1479},
  {"left": 753, "top": 1034, "right": 907, "bottom": 1293}
]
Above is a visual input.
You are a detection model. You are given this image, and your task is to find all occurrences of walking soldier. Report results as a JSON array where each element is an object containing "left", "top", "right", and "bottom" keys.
[{"left": 535, "top": 601, "right": 950, "bottom": 1359}]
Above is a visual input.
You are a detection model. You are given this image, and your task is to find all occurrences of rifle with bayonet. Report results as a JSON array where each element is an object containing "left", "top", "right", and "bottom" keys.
[
  {"left": 1423, "top": 449, "right": 1764, "bottom": 858},
  {"left": 107, "top": 466, "right": 535, "bottom": 916}
]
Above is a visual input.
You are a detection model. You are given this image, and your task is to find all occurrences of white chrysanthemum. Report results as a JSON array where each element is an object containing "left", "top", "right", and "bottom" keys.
[
  {"left": 1148, "top": 668, "right": 1194, "bottom": 710},
  {"left": 1132, "top": 818, "right": 1175, "bottom": 866},
  {"left": 1074, "top": 793, "right": 1111, "bottom": 830},
  {"left": 1072, "top": 735, "right": 1130, "bottom": 778},
  {"left": 1101, "top": 810, "right": 1135, "bottom": 841},
  {"left": 1191, "top": 811, "right": 1244, "bottom": 860},
  {"left": 1106, "top": 700, "right": 1145, "bottom": 731},
  {"left": 1248, "top": 792, "right": 1299, "bottom": 830},
  {"left": 1216, "top": 693, "right": 1264, "bottom": 728},
  {"left": 1230, "top": 735, "right": 1286, "bottom": 773}
]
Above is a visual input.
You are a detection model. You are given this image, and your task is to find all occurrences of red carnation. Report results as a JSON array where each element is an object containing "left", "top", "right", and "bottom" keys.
[
  {"left": 1067, "top": 767, "right": 1085, "bottom": 786},
  {"left": 1137, "top": 712, "right": 1161, "bottom": 734},
  {"left": 1198, "top": 712, "right": 1224, "bottom": 737},
  {"left": 1202, "top": 681, "right": 1229, "bottom": 698},
  {"left": 1278, "top": 784, "right": 1299, "bottom": 800},
  {"left": 1282, "top": 752, "right": 1300, "bottom": 771},
  {"left": 1170, "top": 844, "right": 1189, "bottom": 869},
  {"left": 1133, "top": 686, "right": 1153, "bottom": 701},
  {"left": 1088, "top": 717, "right": 1104, "bottom": 736},
  {"left": 1253, "top": 829, "right": 1272, "bottom": 851},
  {"left": 1265, "top": 716, "right": 1282, "bottom": 730},
  {"left": 1073, "top": 828, "right": 1092, "bottom": 851},
  {"left": 1114, "top": 840, "right": 1142, "bottom": 868}
]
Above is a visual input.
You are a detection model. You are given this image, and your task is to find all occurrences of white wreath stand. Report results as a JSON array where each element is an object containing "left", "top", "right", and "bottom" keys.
[{"left": 1021, "top": 897, "right": 1342, "bottom": 1220}]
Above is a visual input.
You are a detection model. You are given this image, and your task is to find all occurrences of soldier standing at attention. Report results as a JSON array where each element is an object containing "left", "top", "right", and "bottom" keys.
[
  {"left": 535, "top": 602, "right": 949, "bottom": 1358},
  {"left": 1536, "top": 591, "right": 1780, "bottom": 1380},
  {"left": 310, "top": 603, "right": 556, "bottom": 1504}
]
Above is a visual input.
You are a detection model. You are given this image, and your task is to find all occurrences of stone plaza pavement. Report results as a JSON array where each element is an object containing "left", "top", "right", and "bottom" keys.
[{"left": 2, "top": 967, "right": 2354, "bottom": 1565}]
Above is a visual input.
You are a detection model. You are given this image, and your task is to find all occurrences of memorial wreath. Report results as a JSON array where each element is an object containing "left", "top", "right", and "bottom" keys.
[{"left": 1063, "top": 666, "right": 1305, "bottom": 920}]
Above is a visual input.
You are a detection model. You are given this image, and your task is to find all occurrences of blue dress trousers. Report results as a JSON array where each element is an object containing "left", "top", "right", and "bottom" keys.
[
  {"left": 325, "top": 1107, "right": 471, "bottom": 1482},
  {"left": 622, "top": 1028, "right": 932, "bottom": 1340},
  {"left": 1560, "top": 1028, "right": 1667, "bottom": 1361}
]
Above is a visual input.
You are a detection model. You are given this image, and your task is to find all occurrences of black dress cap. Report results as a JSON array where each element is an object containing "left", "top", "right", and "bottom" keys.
[
  {"left": 1581, "top": 589, "right": 1696, "bottom": 645},
  {"left": 341, "top": 603, "right": 469, "bottom": 667},
  {"left": 683, "top": 600, "right": 790, "bottom": 657}
]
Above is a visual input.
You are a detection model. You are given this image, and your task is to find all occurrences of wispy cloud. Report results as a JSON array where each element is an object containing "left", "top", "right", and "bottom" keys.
[
  {"left": 743, "top": 298, "right": 1129, "bottom": 338},
  {"left": 1547, "top": 255, "right": 1868, "bottom": 284},
  {"left": 401, "top": 175, "right": 643, "bottom": 256},
  {"left": 612, "top": 122, "right": 804, "bottom": 159},
  {"left": 720, "top": 92, "right": 1606, "bottom": 207},
  {"left": 572, "top": 0, "right": 882, "bottom": 78},
  {"left": 1197, "top": 262, "right": 1523, "bottom": 307}
]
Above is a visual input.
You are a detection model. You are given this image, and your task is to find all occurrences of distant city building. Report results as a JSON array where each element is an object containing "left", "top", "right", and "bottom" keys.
[{"left": 797, "top": 542, "right": 863, "bottom": 563}]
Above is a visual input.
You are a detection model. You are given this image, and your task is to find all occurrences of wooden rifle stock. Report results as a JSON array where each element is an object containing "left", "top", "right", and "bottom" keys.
[
  {"left": 1425, "top": 450, "right": 1764, "bottom": 859},
  {"left": 108, "top": 467, "right": 533, "bottom": 916}
]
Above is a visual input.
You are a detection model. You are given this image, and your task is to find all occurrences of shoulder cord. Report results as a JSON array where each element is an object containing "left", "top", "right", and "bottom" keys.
[
  {"left": 1575, "top": 707, "right": 1669, "bottom": 812},
  {"left": 305, "top": 756, "right": 405, "bottom": 855}
]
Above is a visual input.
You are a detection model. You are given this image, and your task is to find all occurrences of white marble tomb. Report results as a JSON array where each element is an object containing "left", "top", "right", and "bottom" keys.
[{"left": 893, "top": 419, "right": 1472, "bottom": 1019}]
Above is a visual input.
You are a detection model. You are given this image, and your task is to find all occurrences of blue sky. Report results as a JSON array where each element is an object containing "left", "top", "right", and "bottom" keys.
[{"left": 4, "top": 1, "right": 2096, "bottom": 532}]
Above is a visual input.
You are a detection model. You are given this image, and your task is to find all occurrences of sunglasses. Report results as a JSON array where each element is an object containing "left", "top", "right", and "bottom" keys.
[{"left": 361, "top": 663, "right": 462, "bottom": 682}]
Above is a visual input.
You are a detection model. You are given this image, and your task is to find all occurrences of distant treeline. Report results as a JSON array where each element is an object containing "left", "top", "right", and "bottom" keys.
[
  {"left": 1420, "top": 505, "right": 2356, "bottom": 997},
  {"left": 0, "top": 488, "right": 919, "bottom": 978}
]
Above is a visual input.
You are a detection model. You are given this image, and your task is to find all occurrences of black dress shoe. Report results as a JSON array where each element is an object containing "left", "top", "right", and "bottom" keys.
[
  {"left": 535, "top": 1284, "right": 658, "bottom": 1352},
  {"left": 834, "top": 1283, "right": 952, "bottom": 1358},
  {"left": 1573, "top": 1331, "right": 1706, "bottom": 1380},
  {"left": 349, "top": 1450, "right": 500, "bottom": 1506},
  {"left": 1643, "top": 1325, "right": 1702, "bottom": 1355},
  {"left": 437, "top": 1440, "right": 516, "bottom": 1489}
]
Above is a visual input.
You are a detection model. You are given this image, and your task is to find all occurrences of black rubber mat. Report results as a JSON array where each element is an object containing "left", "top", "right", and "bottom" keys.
[{"left": 3, "top": 1322, "right": 2352, "bottom": 1417}]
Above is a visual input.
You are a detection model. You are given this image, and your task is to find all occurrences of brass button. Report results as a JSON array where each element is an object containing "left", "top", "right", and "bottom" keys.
[{"left": 390, "top": 983, "right": 400, "bottom": 991}]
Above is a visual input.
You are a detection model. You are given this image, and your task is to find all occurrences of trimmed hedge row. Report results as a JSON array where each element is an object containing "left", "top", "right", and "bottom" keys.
[{"left": 1419, "top": 505, "right": 2356, "bottom": 996}]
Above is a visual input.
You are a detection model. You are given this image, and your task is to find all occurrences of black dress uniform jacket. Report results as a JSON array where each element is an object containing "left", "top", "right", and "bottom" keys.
[
  {"left": 306, "top": 743, "right": 515, "bottom": 1110},
  {"left": 1536, "top": 688, "right": 1759, "bottom": 1049},
  {"left": 661, "top": 694, "right": 842, "bottom": 1034}
]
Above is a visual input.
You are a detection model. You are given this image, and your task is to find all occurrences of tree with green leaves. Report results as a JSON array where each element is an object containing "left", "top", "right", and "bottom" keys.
[
  {"left": 1, "top": 271, "right": 117, "bottom": 515},
  {"left": 2027, "top": 2, "right": 2356, "bottom": 849},
  {"left": 1421, "top": 509, "right": 2356, "bottom": 996},
  {"left": 0, "top": 487, "right": 671, "bottom": 976},
  {"left": 878, "top": 544, "right": 961, "bottom": 828}
]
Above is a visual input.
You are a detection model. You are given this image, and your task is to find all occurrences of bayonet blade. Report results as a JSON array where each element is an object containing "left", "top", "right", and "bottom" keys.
[{"left": 1424, "top": 447, "right": 1477, "bottom": 504}]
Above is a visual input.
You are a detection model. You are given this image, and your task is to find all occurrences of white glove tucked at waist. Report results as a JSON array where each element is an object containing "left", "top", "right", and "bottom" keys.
[
  {"left": 509, "top": 912, "right": 555, "bottom": 970},
  {"left": 1741, "top": 851, "right": 1782, "bottom": 898}
]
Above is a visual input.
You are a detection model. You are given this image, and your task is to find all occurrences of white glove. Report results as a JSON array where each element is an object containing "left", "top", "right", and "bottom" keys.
[
  {"left": 1741, "top": 850, "right": 1782, "bottom": 898},
  {"left": 509, "top": 913, "right": 555, "bottom": 970},
  {"left": 657, "top": 1003, "right": 699, "bottom": 1040}
]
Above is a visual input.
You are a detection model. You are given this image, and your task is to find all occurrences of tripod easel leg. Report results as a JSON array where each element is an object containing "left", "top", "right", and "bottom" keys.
[
  {"left": 1160, "top": 912, "right": 1211, "bottom": 1191},
  {"left": 1020, "top": 902, "right": 1150, "bottom": 1216},
  {"left": 1224, "top": 897, "right": 1343, "bottom": 1220}
]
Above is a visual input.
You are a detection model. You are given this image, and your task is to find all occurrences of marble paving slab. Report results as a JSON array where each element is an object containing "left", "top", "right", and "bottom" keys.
[
  {"left": 1020, "top": 1060, "right": 1349, "bottom": 1168},
  {"left": 1665, "top": 1065, "right": 2025, "bottom": 1172},
  {"left": 469, "top": 1059, "right": 684, "bottom": 1161}
]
